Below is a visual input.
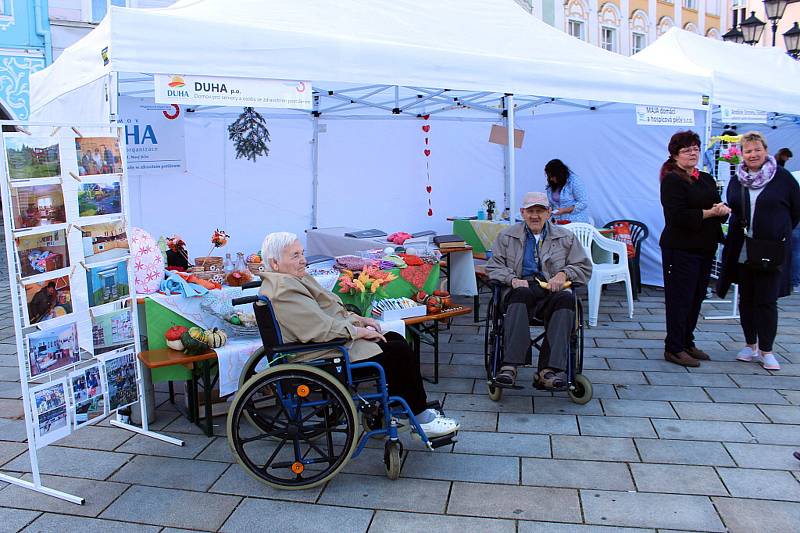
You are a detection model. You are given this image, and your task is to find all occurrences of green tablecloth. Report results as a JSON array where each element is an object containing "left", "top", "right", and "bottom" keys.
[
  {"left": 143, "top": 299, "right": 197, "bottom": 382},
  {"left": 452, "top": 219, "right": 509, "bottom": 254},
  {"left": 335, "top": 264, "right": 440, "bottom": 314}
]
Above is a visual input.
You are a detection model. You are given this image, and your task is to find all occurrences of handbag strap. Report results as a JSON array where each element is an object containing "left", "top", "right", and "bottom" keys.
[{"left": 739, "top": 183, "right": 750, "bottom": 234}]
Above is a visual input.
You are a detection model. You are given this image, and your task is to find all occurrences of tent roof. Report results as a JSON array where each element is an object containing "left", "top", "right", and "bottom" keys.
[
  {"left": 31, "top": 0, "right": 712, "bottom": 115},
  {"left": 633, "top": 28, "right": 800, "bottom": 116}
]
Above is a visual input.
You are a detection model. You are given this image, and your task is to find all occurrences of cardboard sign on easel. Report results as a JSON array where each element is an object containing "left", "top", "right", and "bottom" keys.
[{"left": 488, "top": 124, "right": 525, "bottom": 148}]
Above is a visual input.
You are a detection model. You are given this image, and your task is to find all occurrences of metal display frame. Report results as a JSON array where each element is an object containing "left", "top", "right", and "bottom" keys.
[{"left": 0, "top": 120, "right": 182, "bottom": 505}]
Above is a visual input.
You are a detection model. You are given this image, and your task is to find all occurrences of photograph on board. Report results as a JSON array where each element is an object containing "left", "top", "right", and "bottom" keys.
[
  {"left": 26, "top": 321, "right": 81, "bottom": 379},
  {"left": 81, "top": 219, "right": 129, "bottom": 265},
  {"left": 23, "top": 274, "right": 72, "bottom": 326},
  {"left": 77, "top": 180, "right": 122, "bottom": 217},
  {"left": 74, "top": 395, "right": 106, "bottom": 429},
  {"left": 15, "top": 229, "right": 70, "bottom": 279},
  {"left": 69, "top": 365, "right": 106, "bottom": 428},
  {"left": 10, "top": 183, "right": 66, "bottom": 229},
  {"left": 103, "top": 351, "right": 138, "bottom": 411},
  {"left": 75, "top": 137, "right": 122, "bottom": 176},
  {"left": 86, "top": 260, "right": 130, "bottom": 308},
  {"left": 5, "top": 135, "right": 61, "bottom": 180},
  {"left": 91, "top": 307, "right": 134, "bottom": 355},
  {"left": 30, "top": 379, "right": 71, "bottom": 447}
]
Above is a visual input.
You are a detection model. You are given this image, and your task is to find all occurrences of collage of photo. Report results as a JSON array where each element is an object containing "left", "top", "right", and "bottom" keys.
[{"left": 2, "top": 131, "right": 137, "bottom": 448}]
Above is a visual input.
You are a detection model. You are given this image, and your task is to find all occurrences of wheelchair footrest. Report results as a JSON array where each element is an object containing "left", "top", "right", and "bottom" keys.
[
  {"left": 490, "top": 380, "right": 524, "bottom": 391},
  {"left": 428, "top": 433, "right": 458, "bottom": 449},
  {"left": 532, "top": 381, "right": 569, "bottom": 393}
]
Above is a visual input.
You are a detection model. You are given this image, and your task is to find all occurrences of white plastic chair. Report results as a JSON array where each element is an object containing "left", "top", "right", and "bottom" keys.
[{"left": 565, "top": 223, "right": 634, "bottom": 327}]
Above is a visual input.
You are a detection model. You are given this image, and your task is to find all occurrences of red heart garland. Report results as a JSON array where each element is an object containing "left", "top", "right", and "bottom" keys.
[
  {"left": 422, "top": 125, "right": 430, "bottom": 133},
  {"left": 424, "top": 149, "right": 431, "bottom": 156},
  {"left": 426, "top": 185, "right": 432, "bottom": 193},
  {"left": 427, "top": 208, "right": 433, "bottom": 216},
  {"left": 422, "top": 115, "right": 430, "bottom": 120}
]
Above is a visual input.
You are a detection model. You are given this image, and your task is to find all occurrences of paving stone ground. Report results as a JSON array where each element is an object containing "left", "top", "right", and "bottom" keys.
[{"left": 1, "top": 223, "right": 799, "bottom": 532}]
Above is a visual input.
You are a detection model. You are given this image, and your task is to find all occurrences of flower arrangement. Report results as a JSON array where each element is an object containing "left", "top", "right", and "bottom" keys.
[
  {"left": 339, "top": 266, "right": 398, "bottom": 312},
  {"left": 718, "top": 145, "right": 741, "bottom": 165},
  {"left": 483, "top": 199, "right": 496, "bottom": 212}
]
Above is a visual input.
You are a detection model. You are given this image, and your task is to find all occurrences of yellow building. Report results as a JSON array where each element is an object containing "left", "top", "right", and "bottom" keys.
[{"left": 515, "top": 0, "right": 725, "bottom": 54}]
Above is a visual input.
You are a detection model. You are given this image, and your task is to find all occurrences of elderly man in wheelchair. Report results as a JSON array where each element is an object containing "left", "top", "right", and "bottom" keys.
[
  {"left": 485, "top": 191, "right": 593, "bottom": 393},
  {"left": 227, "top": 232, "right": 459, "bottom": 490}
]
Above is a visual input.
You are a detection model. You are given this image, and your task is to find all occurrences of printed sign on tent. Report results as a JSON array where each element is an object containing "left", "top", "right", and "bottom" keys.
[
  {"left": 720, "top": 107, "right": 768, "bottom": 124},
  {"left": 635, "top": 106, "right": 695, "bottom": 126},
  {"left": 118, "top": 96, "right": 186, "bottom": 174},
  {"left": 153, "top": 74, "right": 312, "bottom": 110}
]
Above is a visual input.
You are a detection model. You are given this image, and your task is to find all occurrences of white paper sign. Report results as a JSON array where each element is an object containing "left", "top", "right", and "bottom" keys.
[
  {"left": 635, "top": 106, "right": 695, "bottom": 126},
  {"left": 720, "top": 107, "right": 768, "bottom": 124},
  {"left": 154, "top": 74, "right": 313, "bottom": 110},
  {"left": 118, "top": 96, "right": 186, "bottom": 174}
]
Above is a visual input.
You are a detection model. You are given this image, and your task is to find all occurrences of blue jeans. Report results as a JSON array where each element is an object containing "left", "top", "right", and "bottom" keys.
[{"left": 792, "top": 225, "right": 800, "bottom": 288}]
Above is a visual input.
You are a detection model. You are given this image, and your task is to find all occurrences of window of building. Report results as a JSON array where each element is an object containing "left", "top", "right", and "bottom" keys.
[
  {"left": 706, "top": 0, "right": 720, "bottom": 15},
  {"left": 86, "top": 0, "right": 128, "bottom": 23},
  {"left": 568, "top": 19, "right": 585, "bottom": 40},
  {"left": 631, "top": 32, "right": 646, "bottom": 54},
  {"left": 601, "top": 26, "right": 617, "bottom": 51},
  {"left": 683, "top": 0, "right": 697, "bottom": 10}
]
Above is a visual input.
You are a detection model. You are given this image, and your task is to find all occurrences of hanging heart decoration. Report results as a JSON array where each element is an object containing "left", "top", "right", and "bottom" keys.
[{"left": 421, "top": 116, "right": 433, "bottom": 217}]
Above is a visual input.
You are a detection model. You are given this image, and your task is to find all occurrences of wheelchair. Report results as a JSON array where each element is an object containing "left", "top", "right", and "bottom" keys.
[
  {"left": 226, "top": 285, "right": 456, "bottom": 490},
  {"left": 484, "top": 281, "right": 592, "bottom": 404}
]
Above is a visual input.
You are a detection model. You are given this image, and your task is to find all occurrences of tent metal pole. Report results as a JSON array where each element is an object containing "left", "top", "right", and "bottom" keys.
[
  {"left": 507, "top": 94, "right": 516, "bottom": 222},
  {"left": 702, "top": 100, "right": 713, "bottom": 172},
  {"left": 311, "top": 95, "right": 320, "bottom": 229}
]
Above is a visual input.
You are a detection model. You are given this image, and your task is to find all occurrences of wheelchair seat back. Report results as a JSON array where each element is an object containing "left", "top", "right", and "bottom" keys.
[{"left": 253, "top": 298, "right": 285, "bottom": 356}]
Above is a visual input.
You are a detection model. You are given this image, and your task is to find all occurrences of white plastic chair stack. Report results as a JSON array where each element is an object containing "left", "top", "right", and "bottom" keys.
[{"left": 565, "top": 223, "right": 634, "bottom": 327}]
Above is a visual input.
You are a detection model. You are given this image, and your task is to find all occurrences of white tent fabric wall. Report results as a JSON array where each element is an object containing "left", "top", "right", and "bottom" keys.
[
  {"left": 316, "top": 119, "right": 504, "bottom": 234},
  {"left": 515, "top": 106, "right": 709, "bottom": 287},
  {"left": 127, "top": 115, "right": 314, "bottom": 254}
]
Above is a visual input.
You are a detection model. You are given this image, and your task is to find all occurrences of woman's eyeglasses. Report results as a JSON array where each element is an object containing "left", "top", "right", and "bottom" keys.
[{"left": 678, "top": 147, "right": 701, "bottom": 155}]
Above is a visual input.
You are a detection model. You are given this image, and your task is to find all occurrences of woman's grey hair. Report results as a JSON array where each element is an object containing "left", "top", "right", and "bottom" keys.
[
  {"left": 740, "top": 131, "right": 768, "bottom": 150},
  {"left": 261, "top": 232, "right": 299, "bottom": 271}
]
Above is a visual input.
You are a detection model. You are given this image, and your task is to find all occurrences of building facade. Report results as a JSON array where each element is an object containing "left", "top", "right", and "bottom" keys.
[
  {"left": 0, "top": 0, "right": 51, "bottom": 121},
  {"left": 515, "top": 0, "right": 725, "bottom": 54}
]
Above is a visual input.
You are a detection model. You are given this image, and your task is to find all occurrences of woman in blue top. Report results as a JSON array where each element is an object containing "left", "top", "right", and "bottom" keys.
[{"left": 545, "top": 159, "right": 591, "bottom": 224}]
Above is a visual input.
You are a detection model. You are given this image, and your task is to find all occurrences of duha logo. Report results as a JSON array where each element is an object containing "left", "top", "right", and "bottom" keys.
[{"left": 168, "top": 75, "right": 185, "bottom": 88}]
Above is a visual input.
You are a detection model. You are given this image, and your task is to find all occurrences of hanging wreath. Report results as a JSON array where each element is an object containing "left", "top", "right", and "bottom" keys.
[{"left": 228, "top": 107, "right": 271, "bottom": 162}]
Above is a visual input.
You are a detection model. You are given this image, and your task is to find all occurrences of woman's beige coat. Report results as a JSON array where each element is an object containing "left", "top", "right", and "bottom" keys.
[{"left": 257, "top": 272, "right": 381, "bottom": 363}]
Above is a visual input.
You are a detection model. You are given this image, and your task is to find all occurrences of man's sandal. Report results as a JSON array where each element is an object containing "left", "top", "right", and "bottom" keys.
[
  {"left": 495, "top": 365, "right": 517, "bottom": 386},
  {"left": 535, "top": 369, "right": 567, "bottom": 390}
]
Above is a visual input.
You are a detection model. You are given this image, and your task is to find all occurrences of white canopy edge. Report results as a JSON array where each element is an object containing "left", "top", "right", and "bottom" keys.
[{"left": 633, "top": 28, "right": 800, "bottom": 116}]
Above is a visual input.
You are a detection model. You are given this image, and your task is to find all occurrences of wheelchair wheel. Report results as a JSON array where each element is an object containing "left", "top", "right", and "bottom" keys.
[
  {"left": 384, "top": 440, "right": 402, "bottom": 480},
  {"left": 568, "top": 374, "right": 593, "bottom": 405},
  {"left": 487, "top": 383, "right": 503, "bottom": 402},
  {"left": 227, "top": 364, "right": 359, "bottom": 490},
  {"left": 238, "top": 348, "right": 279, "bottom": 434}
]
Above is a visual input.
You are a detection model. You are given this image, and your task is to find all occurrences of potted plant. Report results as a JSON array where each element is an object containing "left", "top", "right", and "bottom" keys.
[{"left": 483, "top": 199, "right": 496, "bottom": 221}]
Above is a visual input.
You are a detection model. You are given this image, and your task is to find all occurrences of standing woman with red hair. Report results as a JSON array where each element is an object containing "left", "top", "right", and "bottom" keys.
[{"left": 659, "top": 130, "right": 730, "bottom": 367}]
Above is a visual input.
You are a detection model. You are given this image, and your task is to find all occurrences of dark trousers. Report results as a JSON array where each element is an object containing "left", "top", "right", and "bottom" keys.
[
  {"left": 738, "top": 269, "right": 778, "bottom": 352},
  {"left": 662, "top": 247, "right": 713, "bottom": 354},
  {"left": 360, "top": 332, "right": 427, "bottom": 414},
  {"left": 502, "top": 286, "right": 575, "bottom": 372}
]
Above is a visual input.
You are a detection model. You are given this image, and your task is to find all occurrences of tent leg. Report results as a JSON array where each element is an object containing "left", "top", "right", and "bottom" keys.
[
  {"left": 311, "top": 96, "right": 320, "bottom": 228},
  {"left": 506, "top": 94, "right": 516, "bottom": 221}
]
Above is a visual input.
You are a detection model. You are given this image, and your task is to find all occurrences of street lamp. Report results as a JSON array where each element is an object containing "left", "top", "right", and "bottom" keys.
[
  {"left": 722, "top": 26, "right": 745, "bottom": 44},
  {"left": 784, "top": 21, "right": 800, "bottom": 58},
  {"left": 740, "top": 11, "right": 767, "bottom": 45},
  {"left": 763, "top": 0, "right": 791, "bottom": 46}
]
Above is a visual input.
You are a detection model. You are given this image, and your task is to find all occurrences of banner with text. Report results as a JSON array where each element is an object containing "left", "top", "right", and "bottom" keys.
[
  {"left": 635, "top": 106, "right": 695, "bottom": 126},
  {"left": 154, "top": 74, "right": 312, "bottom": 110},
  {"left": 720, "top": 107, "right": 768, "bottom": 124},
  {"left": 118, "top": 96, "right": 186, "bottom": 174}
]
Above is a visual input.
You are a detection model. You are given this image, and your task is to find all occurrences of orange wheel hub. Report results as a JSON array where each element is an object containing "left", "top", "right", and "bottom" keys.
[
  {"left": 296, "top": 384, "right": 310, "bottom": 397},
  {"left": 291, "top": 462, "right": 304, "bottom": 474}
]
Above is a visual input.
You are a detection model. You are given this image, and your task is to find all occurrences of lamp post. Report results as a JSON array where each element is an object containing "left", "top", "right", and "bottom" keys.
[
  {"left": 722, "top": 26, "right": 745, "bottom": 43},
  {"left": 740, "top": 11, "right": 767, "bottom": 45},
  {"left": 785, "top": 21, "right": 800, "bottom": 58},
  {"left": 764, "top": 0, "right": 791, "bottom": 46}
]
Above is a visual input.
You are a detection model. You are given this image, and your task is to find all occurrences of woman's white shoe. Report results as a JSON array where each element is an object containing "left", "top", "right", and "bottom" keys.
[
  {"left": 736, "top": 346, "right": 762, "bottom": 363},
  {"left": 417, "top": 415, "right": 460, "bottom": 439},
  {"left": 760, "top": 352, "right": 781, "bottom": 371}
]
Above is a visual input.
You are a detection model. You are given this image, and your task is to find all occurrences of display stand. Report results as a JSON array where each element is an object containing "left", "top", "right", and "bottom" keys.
[{"left": 0, "top": 121, "right": 181, "bottom": 505}]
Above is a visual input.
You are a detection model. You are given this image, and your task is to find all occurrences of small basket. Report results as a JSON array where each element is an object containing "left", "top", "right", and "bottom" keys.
[
  {"left": 194, "top": 270, "right": 225, "bottom": 284},
  {"left": 248, "top": 262, "right": 267, "bottom": 275},
  {"left": 194, "top": 256, "right": 223, "bottom": 271}
]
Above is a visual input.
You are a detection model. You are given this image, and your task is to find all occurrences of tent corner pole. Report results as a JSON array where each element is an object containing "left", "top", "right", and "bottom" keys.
[
  {"left": 311, "top": 96, "right": 320, "bottom": 229},
  {"left": 506, "top": 94, "right": 516, "bottom": 224}
]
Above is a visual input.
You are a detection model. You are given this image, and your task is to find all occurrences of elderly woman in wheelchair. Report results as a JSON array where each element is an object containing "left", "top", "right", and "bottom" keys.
[
  {"left": 226, "top": 232, "right": 458, "bottom": 490},
  {"left": 484, "top": 192, "right": 593, "bottom": 403}
]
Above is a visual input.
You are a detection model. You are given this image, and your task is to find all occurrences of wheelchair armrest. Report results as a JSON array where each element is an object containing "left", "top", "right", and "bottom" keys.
[{"left": 272, "top": 339, "right": 349, "bottom": 354}]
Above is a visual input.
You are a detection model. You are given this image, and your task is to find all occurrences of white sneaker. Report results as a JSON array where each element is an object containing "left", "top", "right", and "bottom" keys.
[
  {"left": 760, "top": 352, "right": 781, "bottom": 371},
  {"left": 736, "top": 346, "right": 762, "bottom": 363},
  {"left": 417, "top": 414, "right": 460, "bottom": 439}
]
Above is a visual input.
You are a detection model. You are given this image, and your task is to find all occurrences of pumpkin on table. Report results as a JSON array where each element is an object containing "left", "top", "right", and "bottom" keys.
[
  {"left": 203, "top": 327, "right": 227, "bottom": 348},
  {"left": 181, "top": 326, "right": 210, "bottom": 355},
  {"left": 165, "top": 325, "right": 189, "bottom": 351}
]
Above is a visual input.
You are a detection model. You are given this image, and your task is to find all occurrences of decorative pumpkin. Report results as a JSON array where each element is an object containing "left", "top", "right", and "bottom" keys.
[
  {"left": 414, "top": 291, "right": 429, "bottom": 304},
  {"left": 165, "top": 325, "right": 189, "bottom": 351},
  {"left": 247, "top": 253, "right": 262, "bottom": 263},
  {"left": 426, "top": 295, "right": 443, "bottom": 314},
  {"left": 181, "top": 329, "right": 209, "bottom": 355},
  {"left": 203, "top": 328, "right": 227, "bottom": 348}
]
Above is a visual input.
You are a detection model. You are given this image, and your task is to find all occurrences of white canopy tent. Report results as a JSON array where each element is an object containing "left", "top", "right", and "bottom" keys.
[{"left": 30, "top": 0, "right": 714, "bottom": 286}]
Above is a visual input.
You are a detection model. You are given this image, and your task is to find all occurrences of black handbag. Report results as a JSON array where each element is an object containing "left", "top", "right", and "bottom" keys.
[{"left": 740, "top": 185, "right": 785, "bottom": 273}]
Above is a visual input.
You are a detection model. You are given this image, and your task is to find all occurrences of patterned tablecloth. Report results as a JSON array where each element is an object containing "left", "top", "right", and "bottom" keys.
[{"left": 452, "top": 219, "right": 510, "bottom": 254}]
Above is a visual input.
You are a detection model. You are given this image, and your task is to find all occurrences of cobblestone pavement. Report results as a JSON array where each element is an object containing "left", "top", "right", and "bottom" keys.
[{"left": 0, "top": 235, "right": 799, "bottom": 531}]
